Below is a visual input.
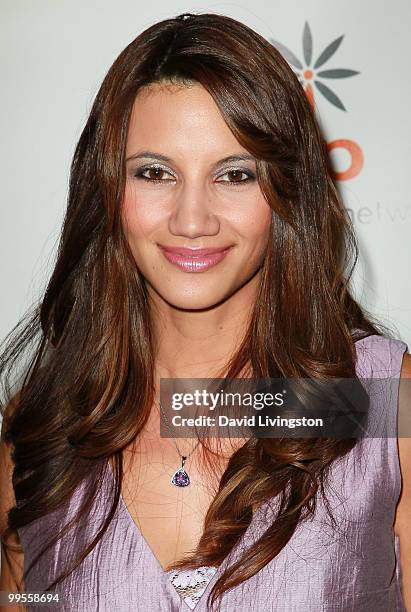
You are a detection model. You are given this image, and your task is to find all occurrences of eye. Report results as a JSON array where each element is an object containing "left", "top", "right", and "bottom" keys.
[
  {"left": 216, "top": 169, "right": 256, "bottom": 186},
  {"left": 134, "top": 165, "right": 175, "bottom": 183},
  {"left": 132, "top": 165, "right": 256, "bottom": 186}
]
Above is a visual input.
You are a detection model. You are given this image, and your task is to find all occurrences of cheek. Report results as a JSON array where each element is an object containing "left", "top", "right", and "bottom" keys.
[
  {"left": 121, "top": 186, "right": 161, "bottom": 240},
  {"left": 242, "top": 202, "right": 272, "bottom": 274},
  {"left": 233, "top": 199, "right": 272, "bottom": 245},
  {"left": 254, "top": 203, "right": 272, "bottom": 238}
]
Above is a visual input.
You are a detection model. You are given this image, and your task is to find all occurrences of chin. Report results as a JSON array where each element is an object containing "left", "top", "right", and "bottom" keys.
[{"left": 150, "top": 286, "right": 231, "bottom": 311}]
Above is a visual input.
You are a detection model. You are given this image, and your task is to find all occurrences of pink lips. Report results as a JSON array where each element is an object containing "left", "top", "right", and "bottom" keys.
[{"left": 158, "top": 245, "right": 232, "bottom": 272}]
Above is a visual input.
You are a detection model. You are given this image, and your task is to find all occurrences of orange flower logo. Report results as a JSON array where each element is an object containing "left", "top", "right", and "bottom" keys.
[
  {"left": 271, "top": 22, "right": 359, "bottom": 112},
  {"left": 271, "top": 22, "right": 364, "bottom": 180}
]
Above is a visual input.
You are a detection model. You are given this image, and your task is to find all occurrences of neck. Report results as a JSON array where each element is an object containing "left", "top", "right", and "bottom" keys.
[{"left": 149, "top": 272, "right": 260, "bottom": 384}]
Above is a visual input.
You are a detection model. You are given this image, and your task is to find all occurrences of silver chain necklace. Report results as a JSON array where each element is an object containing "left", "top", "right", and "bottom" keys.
[{"left": 159, "top": 401, "right": 201, "bottom": 487}]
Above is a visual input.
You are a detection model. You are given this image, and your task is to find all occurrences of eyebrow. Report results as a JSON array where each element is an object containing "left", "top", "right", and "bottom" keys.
[{"left": 125, "top": 150, "right": 256, "bottom": 166}]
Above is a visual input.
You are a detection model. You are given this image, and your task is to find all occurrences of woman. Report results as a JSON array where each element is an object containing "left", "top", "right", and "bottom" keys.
[{"left": 1, "top": 11, "right": 410, "bottom": 612}]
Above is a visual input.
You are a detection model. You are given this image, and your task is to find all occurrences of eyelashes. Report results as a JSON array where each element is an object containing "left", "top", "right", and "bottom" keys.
[{"left": 132, "top": 164, "right": 256, "bottom": 187}]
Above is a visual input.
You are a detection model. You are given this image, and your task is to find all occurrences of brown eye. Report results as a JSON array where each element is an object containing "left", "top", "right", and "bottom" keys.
[
  {"left": 146, "top": 167, "right": 165, "bottom": 180},
  {"left": 217, "top": 169, "right": 255, "bottom": 186},
  {"left": 143, "top": 168, "right": 164, "bottom": 181},
  {"left": 228, "top": 170, "right": 246, "bottom": 182},
  {"left": 134, "top": 165, "right": 175, "bottom": 182}
]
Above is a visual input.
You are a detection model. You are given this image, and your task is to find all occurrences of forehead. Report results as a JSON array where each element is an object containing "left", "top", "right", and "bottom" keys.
[{"left": 125, "top": 81, "right": 246, "bottom": 159}]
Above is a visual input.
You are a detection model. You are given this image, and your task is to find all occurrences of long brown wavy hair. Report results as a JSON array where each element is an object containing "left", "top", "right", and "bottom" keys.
[{"left": 1, "top": 11, "right": 394, "bottom": 611}]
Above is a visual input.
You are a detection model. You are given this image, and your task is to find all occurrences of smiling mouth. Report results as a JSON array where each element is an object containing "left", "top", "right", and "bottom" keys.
[{"left": 158, "top": 245, "right": 233, "bottom": 273}]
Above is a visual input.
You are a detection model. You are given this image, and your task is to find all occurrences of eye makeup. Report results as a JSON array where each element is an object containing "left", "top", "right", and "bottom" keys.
[{"left": 132, "top": 163, "right": 256, "bottom": 187}]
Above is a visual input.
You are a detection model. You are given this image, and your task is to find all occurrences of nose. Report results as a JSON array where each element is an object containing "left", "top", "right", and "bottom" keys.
[{"left": 168, "top": 182, "right": 220, "bottom": 239}]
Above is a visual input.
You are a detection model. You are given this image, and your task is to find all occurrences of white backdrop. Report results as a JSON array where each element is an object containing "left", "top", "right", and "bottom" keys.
[{"left": 1, "top": 0, "right": 410, "bottom": 348}]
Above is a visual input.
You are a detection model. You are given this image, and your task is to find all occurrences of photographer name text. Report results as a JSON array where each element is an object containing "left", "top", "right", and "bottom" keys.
[{"left": 171, "top": 414, "right": 324, "bottom": 429}]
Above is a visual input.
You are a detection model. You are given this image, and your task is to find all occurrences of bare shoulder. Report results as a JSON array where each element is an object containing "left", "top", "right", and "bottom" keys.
[
  {"left": 400, "top": 351, "right": 411, "bottom": 376},
  {"left": 398, "top": 351, "right": 411, "bottom": 449},
  {"left": 393, "top": 351, "right": 411, "bottom": 609},
  {"left": 0, "top": 392, "right": 25, "bottom": 596},
  {"left": 393, "top": 350, "right": 411, "bottom": 528}
]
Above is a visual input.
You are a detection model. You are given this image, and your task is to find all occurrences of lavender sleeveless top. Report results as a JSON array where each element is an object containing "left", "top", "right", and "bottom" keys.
[{"left": 17, "top": 334, "right": 408, "bottom": 611}]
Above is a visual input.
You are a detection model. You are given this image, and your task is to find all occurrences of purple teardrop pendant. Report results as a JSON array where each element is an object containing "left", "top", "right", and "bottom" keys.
[
  {"left": 171, "top": 467, "right": 190, "bottom": 487},
  {"left": 171, "top": 455, "right": 190, "bottom": 487}
]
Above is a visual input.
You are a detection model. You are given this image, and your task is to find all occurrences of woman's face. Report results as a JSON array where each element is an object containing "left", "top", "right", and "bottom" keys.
[{"left": 122, "top": 81, "right": 272, "bottom": 311}]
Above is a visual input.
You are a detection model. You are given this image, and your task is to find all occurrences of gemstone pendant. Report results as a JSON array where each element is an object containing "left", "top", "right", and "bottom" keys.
[{"left": 171, "top": 467, "right": 190, "bottom": 487}]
